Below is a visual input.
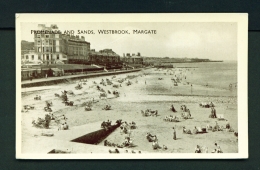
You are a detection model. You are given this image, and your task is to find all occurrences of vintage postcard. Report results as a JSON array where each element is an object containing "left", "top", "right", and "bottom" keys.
[{"left": 16, "top": 14, "right": 248, "bottom": 159}]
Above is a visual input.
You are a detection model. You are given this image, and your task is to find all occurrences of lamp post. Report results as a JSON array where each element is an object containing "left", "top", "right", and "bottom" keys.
[
  {"left": 82, "top": 61, "right": 83, "bottom": 75},
  {"left": 82, "top": 47, "right": 84, "bottom": 75}
]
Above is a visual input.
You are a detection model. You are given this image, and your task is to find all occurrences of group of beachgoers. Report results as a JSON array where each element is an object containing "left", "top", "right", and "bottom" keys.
[
  {"left": 195, "top": 142, "right": 223, "bottom": 153},
  {"left": 26, "top": 69, "right": 238, "bottom": 154},
  {"left": 58, "top": 122, "right": 69, "bottom": 130}
]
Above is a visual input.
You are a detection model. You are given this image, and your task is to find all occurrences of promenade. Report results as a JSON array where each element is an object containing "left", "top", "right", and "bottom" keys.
[{"left": 21, "top": 69, "right": 141, "bottom": 88}]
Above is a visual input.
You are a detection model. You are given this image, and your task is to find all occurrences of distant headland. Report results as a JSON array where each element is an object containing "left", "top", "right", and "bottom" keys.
[{"left": 143, "top": 57, "right": 223, "bottom": 64}]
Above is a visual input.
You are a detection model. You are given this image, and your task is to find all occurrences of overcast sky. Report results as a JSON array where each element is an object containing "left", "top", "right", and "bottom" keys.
[{"left": 21, "top": 22, "right": 237, "bottom": 60}]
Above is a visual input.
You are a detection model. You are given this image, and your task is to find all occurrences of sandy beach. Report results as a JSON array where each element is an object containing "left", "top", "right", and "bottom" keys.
[{"left": 20, "top": 67, "right": 238, "bottom": 154}]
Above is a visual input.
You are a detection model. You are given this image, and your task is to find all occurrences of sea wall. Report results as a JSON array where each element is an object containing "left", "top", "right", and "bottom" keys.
[{"left": 22, "top": 69, "right": 141, "bottom": 88}]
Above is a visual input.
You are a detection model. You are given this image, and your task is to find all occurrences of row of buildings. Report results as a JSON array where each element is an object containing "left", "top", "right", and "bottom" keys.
[
  {"left": 22, "top": 24, "right": 143, "bottom": 66},
  {"left": 121, "top": 52, "right": 143, "bottom": 65}
]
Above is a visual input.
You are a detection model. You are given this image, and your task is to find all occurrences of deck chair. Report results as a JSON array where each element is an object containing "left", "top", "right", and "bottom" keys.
[
  {"left": 197, "top": 127, "right": 207, "bottom": 134},
  {"left": 217, "top": 114, "right": 225, "bottom": 121}
]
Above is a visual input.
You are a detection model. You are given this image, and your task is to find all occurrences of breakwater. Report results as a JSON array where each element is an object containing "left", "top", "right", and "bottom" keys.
[{"left": 71, "top": 124, "right": 119, "bottom": 145}]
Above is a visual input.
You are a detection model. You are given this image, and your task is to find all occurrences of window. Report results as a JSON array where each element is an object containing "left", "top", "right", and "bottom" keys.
[
  {"left": 32, "top": 55, "right": 34, "bottom": 60},
  {"left": 38, "top": 56, "right": 41, "bottom": 60},
  {"left": 49, "top": 40, "right": 52, "bottom": 45},
  {"left": 57, "top": 54, "right": 59, "bottom": 60},
  {"left": 45, "top": 35, "right": 49, "bottom": 38},
  {"left": 37, "top": 40, "right": 41, "bottom": 45},
  {"left": 56, "top": 40, "right": 59, "bottom": 45},
  {"left": 37, "top": 34, "right": 41, "bottom": 38},
  {"left": 46, "top": 55, "right": 49, "bottom": 60},
  {"left": 26, "top": 55, "right": 28, "bottom": 59}
]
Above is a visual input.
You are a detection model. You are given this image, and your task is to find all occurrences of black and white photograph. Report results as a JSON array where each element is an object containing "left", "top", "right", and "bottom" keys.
[{"left": 16, "top": 14, "right": 248, "bottom": 159}]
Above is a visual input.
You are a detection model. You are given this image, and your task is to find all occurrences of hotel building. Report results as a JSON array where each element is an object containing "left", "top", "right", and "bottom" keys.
[{"left": 22, "top": 24, "right": 90, "bottom": 64}]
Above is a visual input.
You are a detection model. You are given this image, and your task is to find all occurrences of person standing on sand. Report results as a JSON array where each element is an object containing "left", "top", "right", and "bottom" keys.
[
  {"left": 173, "top": 127, "right": 177, "bottom": 140},
  {"left": 210, "top": 107, "right": 214, "bottom": 118},
  {"left": 63, "top": 122, "right": 69, "bottom": 130},
  {"left": 212, "top": 142, "right": 223, "bottom": 153},
  {"left": 213, "top": 107, "right": 217, "bottom": 118}
]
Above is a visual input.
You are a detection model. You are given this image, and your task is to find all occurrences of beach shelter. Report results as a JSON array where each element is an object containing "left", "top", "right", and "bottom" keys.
[{"left": 51, "top": 68, "right": 62, "bottom": 76}]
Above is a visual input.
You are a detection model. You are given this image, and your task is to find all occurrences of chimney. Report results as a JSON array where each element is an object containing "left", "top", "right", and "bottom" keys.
[
  {"left": 50, "top": 24, "right": 58, "bottom": 29},
  {"left": 81, "top": 36, "right": 85, "bottom": 41},
  {"left": 38, "top": 24, "right": 46, "bottom": 30}
]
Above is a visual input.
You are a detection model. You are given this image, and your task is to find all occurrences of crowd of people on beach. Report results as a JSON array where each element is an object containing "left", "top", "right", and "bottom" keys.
[{"left": 25, "top": 67, "right": 238, "bottom": 154}]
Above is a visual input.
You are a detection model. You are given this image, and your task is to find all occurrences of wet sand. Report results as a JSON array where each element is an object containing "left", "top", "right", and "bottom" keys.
[{"left": 20, "top": 68, "right": 238, "bottom": 153}]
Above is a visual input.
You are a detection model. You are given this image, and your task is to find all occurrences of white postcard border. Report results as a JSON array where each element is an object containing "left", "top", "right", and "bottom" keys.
[{"left": 16, "top": 13, "right": 248, "bottom": 159}]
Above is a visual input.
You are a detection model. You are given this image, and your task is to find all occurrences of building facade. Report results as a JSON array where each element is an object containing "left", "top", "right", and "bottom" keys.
[
  {"left": 22, "top": 51, "right": 43, "bottom": 64},
  {"left": 22, "top": 24, "right": 122, "bottom": 65},
  {"left": 65, "top": 35, "right": 90, "bottom": 64},
  {"left": 22, "top": 24, "right": 90, "bottom": 65},
  {"left": 89, "top": 49, "right": 120, "bottom": 65},
  {"left": 32, "top": 24, "right": 68, "bottom": 64}
]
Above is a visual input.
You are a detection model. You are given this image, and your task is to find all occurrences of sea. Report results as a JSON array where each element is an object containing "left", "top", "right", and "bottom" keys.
[{"left": 173, "top": 61, "right": 237, "bottom": 92}]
